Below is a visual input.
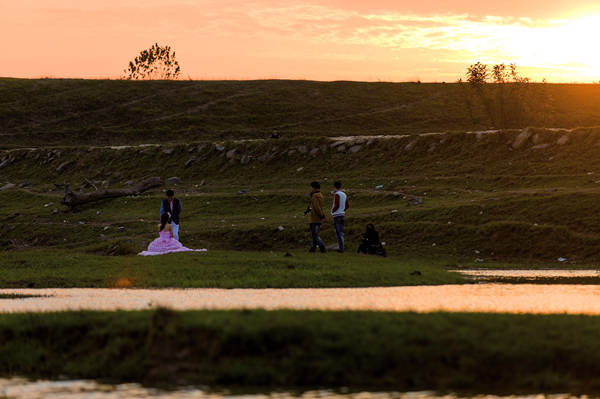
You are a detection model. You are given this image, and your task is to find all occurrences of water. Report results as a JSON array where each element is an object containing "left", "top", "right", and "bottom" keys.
[
  {"left": 3, "top": 284, "right": 600, "bottom": 314},
  {"left": 0, "top": 378, "right": 585, "bottom": 399}
]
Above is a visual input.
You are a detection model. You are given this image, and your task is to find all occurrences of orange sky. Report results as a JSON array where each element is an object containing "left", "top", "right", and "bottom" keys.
[{"left": 1, "top": 0, "right": 600, "bottom": 82}]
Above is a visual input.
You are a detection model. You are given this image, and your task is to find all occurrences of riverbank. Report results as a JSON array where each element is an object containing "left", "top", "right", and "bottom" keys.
[{"left": 3, "top": 309, "right": 600, "bottom": 393}]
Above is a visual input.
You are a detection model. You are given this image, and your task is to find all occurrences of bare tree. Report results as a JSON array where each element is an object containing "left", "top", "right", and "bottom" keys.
[{"left": 123, "top": 43, "right": 181, "bottom": 80}]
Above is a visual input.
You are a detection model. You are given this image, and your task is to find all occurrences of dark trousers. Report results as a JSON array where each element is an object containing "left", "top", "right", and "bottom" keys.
[
  {"left": 333, "top": 215, "right": 345, "bottom": 251},
  {"left": 310, "top": 223, "right": 325, "bottom": 250}
]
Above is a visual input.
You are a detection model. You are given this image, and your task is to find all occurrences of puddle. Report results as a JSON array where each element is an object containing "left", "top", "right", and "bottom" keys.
[
  {"left": 454, "top": 269, "right": 600, "bottom": 280},
  {"left": 3, "top": 285, "right": 600, "bottom": 314},
  {"left": 0, "top": 378, "right": 588, "bottom": 399}
]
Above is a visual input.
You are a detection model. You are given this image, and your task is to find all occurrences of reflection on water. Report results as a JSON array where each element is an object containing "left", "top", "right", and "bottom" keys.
[
  {"left": 454, "top": 269, "right": 600, "bottom": 279},
  {"left": 4, "top": 284, "right": 600, "bottom": 314},
  {"left": 0, "top": 378, "right": 583, "bottom": 399}
]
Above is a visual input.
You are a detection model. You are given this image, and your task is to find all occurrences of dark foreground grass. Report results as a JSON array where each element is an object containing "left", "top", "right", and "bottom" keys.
[
  {"left": 3, "top": 309, "right": 600, "bottom": 393},
  {"left": 0, "top": 250, "right": 464, "bottom": 288}
]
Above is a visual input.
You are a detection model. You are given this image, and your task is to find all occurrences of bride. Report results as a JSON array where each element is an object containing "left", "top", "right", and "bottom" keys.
[{"left": 138, "top": 213, "right": 206, "bottom": 256}]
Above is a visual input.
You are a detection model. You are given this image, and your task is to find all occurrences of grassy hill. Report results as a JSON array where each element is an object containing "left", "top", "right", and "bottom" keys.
[{"left": 2, "top": 78, "right": 600, "bottom": 147}]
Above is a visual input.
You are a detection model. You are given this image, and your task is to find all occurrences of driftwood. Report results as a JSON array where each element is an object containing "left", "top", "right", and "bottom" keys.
[{"left": 62, "top": 176, "right": 162, "bottom": 209}]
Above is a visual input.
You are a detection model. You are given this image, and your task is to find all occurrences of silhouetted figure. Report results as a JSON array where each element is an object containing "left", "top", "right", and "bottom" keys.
[
  {"left": 357, "top": 223, "right": 387, "bottom": 257},
  {"left": 270, "top": 128, "right": 281, "bottom": 139}
]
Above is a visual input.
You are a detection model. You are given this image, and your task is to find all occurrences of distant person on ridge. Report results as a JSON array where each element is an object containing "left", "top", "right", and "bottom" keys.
[
  {"left": 305, "top": 181, "right": 326, "bottom": 253},
  {"left": 270, "top": 128, "right": 281, "bottom": 139},
  {"left": 331, "top": 181, "right": 349, "bottom": 253},
  {"left": 160, "top": 189, "right": 182, "bottom": 241}
]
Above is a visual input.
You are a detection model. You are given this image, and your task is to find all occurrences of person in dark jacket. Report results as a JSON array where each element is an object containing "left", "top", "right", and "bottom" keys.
[
  {"left": 160, "top": 189, "right": 182, "bottom": 241},
  {"left": 357, "top": 223, "right": 386, "bottom": 257}
]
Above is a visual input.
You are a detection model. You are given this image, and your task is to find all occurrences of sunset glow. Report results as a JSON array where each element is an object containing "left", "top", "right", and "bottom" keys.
[{"left": 1, "top": 0, "right": 599, "bottom": 82}]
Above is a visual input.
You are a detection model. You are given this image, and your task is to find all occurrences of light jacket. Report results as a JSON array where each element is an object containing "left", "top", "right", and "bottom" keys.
[{"left": 331, "top": 190, "right": 349, "bottom": 217}]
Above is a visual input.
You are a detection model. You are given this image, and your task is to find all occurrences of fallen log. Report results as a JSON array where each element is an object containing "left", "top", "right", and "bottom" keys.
[{"left": 62, "top": 176, "right": 162, "bottom": 209}]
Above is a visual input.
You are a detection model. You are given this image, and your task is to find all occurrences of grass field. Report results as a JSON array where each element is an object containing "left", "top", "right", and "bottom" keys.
[
  {"left": 4, "top": 308, "right": 600, "bottom": 393},
  {"left": 0, "top": 250, "right": 466, "bottom": 288}
]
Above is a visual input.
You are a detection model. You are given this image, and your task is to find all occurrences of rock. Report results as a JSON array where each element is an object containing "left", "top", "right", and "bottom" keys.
[
  {"left": 392, "top": 191, "right": 401, "bottom": 198},
  {"left": 162, "top": 148, "right": 174, "bottom": 155},
  {"left": 531, "top": 144, "right": 550, "bottom": 150},
  {"left": 296, "top": 167, "right": 304, "bottom": 172},
  {"left": 297, "top": 145, "right": 308, "bottom": 154},
  {"left": 187, "top": 146, "right": 196, "bottom": 153},
  {"left": 278, "top": 226, "right": 285, "bottom": 231},
  {"left": 165, "top": 177, "right": 181, "bottom": 186},
  {"left": 0, "top": 159, "right": 10, "bottom": 168},
  {"left": 226, "top": 149, "right": 237, "bottom": 160},
  {"left": 404, "top": 139, "right": 418, "bottom": 151},
  {"left": 326, "top": 243, "right": 340, "bottom": 251},
  {"left": 56, "top": 161, "right": 72, "bottom": 172},
  {"left": 557, "top": 134, "right": 569, "bottom": 145},
  {"left": 532, "top": 133, "right": 543, "bottom": 145},
  {"left": 512, "top": 129, "right": 532, "bottom": 149},
  {"left": 375, "top": 185, "right": 384, "bottom": 189},
  {"left": 123, "top": 180, "right": 134, "bottom": 186},
  {"left": 215, "top": 144, "right": 225, "bottom": 152},
  {"left": 330, "top": 141, "right": 345, "bottom": 148},
  {"left": 18, "top": 182, "right": 29, "bottom": 188},
  {"left": 337, "top": 145, "right": 346, "bottom": 152},
  {"left": 200, "top": 179, "right": 206, "bottom": 186},
  {"left": 0, "top": 183, "right": 15, "bottom": 191},
  {"left": 52, "top": 208, "right": 58, "bottom": 214},
  {"left": 185, "top": 158, "right": 196, "bottom": 168},
  {"left": 349, "top": 145, "right": 362, "bottom": 153},
  {"left": 407, "top": 196, "right": 423, "bottom": 206},
  {"left": 237, "top": 189, "right": 247, "bottom": 195},
  {"left": 44, "top": 202, "right": 54, "bottom": 208},
  {"left": 241, "top": 155, "right": 251, "bottom": 164},
  {"left": 309, "top": 148, "right": 320, "bottom": 156},
  {"left": 258, "top": 152, "right": 270, "bottom": 161}
]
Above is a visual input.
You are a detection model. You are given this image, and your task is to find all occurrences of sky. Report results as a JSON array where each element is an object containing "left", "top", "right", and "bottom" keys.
[{"left": 1, "top": 0, "right": 600, "bottom": 82}]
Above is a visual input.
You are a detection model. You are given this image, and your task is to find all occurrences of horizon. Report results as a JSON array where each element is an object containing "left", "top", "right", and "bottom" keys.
[{"left": 2, "top": 1, "right": 600, "bottom": 83}]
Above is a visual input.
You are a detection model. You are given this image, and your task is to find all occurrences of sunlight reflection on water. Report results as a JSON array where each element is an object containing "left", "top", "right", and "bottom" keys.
[{"left": 0, "top": 378, "right": 582, "bottom": 399}]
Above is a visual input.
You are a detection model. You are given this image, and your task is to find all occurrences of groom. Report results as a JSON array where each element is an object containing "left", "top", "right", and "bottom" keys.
[{"left": 160, "top": 189, "right": 181, "bottom": 241}]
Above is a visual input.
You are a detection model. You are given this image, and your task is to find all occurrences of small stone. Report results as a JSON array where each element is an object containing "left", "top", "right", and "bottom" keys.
[
  {"left": 336, "top": 145, "right": 346, "bottom": 152},
  {"left": 226, "top": 149, "right": 237, "bottom": 160},
  {"left": 407, "top": 196, "right": 423, "bottom": 206},
  {"left": 404, "top": 139, "right": 418, "bottom": 151},
  {"left": 278, "top": 226, "right": 285, "bottom": 231},
  {"left": 296, "top": 167, "right": 304, "bottom": 172},
  {"left": 215, "top": 144, "right": 225, "bottom": 152},
  {"left": 349, "top": 145, "right": 362, "bottom": 153},
  {"left": 165, "top": 177, "right": 181, "bottom": 186},
  {"left": 297, "top": 145, "right": 308, "bottom": 153},
  {"left": 56, "top": 161, "right": 72, "bottom": 172},
  {"left": 392, "top": 191, "right": 401, "bottom": 197},
  {"left": 44, "top": 202, "right": 54, "bottom": 207},
  {"left": 241, "top": 155, "right": 251, "bottom": 164},
  {"left": 531, "top": 144, "right": 550, "bottom": 150},
  {"left": 512, "top": 129, "right": 532, "bottom": 149},
  {"left": 309, "top": 148, "right": 320, "bottom": 156},
  {"left": 162, "top": 148, "right": 174, "bottom": 155},
  {"left": 557, "top": 135, "right": 569, "bottom": 145},
  {"left": 0, "top": 183, "right": 15, "bottom": 191},
  {"left": 237, "top": 189, "right": 247, "bottom": 195},
  {"left": 123, "top": 180, "right": 134, "bottom": 186},
  {"left": 52, "top": 208, "right": 58, "bottom": 214},
  {"left": 185, "top": 158, "right": 196, "bottom": 168}
]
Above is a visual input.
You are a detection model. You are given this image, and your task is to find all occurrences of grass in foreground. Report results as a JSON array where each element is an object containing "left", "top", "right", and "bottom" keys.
[
  {"left": 3, "top": 309, "right": 600, "bottom": 393},
  {"left": 0, "top": 250, "right": 465, "bottom": 288}
]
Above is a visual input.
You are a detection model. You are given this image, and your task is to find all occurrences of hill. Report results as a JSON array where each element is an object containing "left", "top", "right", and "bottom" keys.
[{"left": 2, "top": 78, "right": 600, "bottom": 147}]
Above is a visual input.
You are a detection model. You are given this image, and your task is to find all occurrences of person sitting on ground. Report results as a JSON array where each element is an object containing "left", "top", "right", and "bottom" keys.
[
  {"left": 357, "top": 223, "right": 387, "bottom": 257},
  {"left": 270, "top": 128, "right": 281, "bottom": 139},
  {"left": 138, "top": 212, "right": 206, "bottom": 256}
]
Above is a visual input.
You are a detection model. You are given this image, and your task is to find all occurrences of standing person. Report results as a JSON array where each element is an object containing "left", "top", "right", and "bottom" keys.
[
  {"left": 306, "top": 181, "right": 326, "bottom": 253},
  {"left": 160, "top": 189, "right": 182, "bottom": 241},
  {"left": 331, "top": 181, "right": 349, "bottom": 253}
]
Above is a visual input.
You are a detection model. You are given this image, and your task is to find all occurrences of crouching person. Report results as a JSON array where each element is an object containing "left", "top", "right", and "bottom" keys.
[{"left": 357, "top": 223, "right": 387, "bottom": 257}]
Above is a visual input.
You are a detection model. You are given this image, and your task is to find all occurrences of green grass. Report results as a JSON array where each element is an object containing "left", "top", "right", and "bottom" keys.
[
  {"left": 4, "top": 308, "right": 600, "bottom": 393},
  {"left": 0, "top": 250, "right": 464, "bottom": 288}
]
